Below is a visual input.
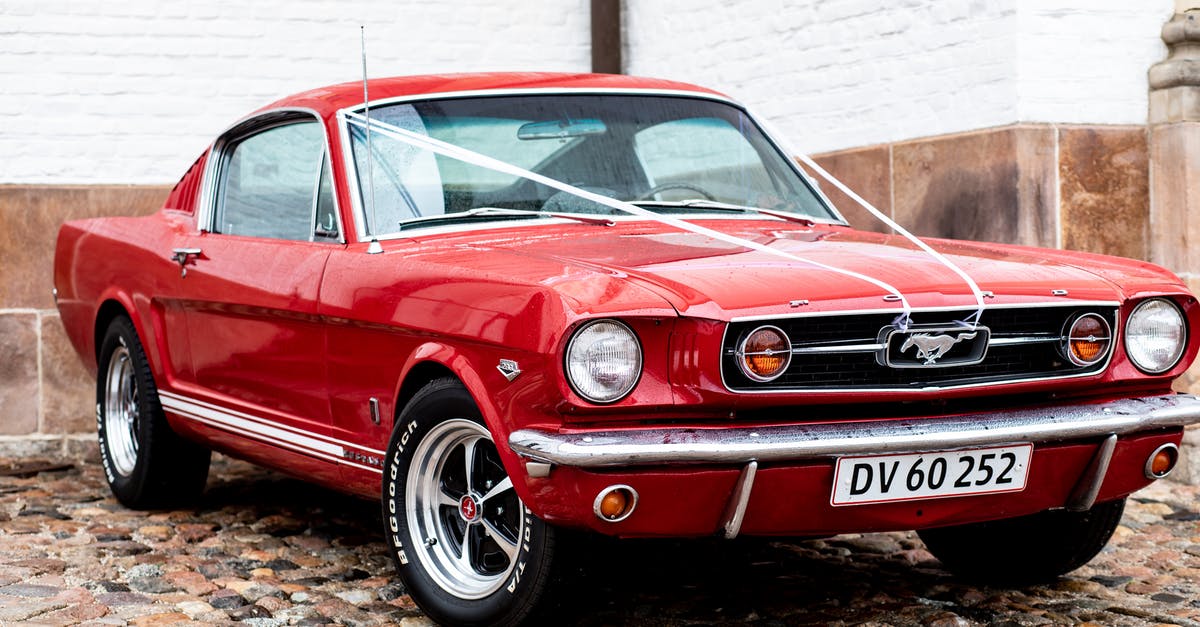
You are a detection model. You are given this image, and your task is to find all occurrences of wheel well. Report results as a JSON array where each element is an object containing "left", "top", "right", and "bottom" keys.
[
  {"left": 395, "top": 362, "right": 459, "bottom": 418},
  {"left": 94, "top": 300, "right": 130, "bottom": 362}
]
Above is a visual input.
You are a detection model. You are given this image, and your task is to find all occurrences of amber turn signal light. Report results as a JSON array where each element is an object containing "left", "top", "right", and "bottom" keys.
[
  {"left": 738, "top": 325, "right": 792, "bottom": 382},
  {"left": 593, "top": 485, "right": 638, "bottom": 522},
  {"left": 1145, "top": 443, "right": 1179, "bottom": 479},
  {"left": 1063, "top": 314, "right": 1111, "bottom": 367}
]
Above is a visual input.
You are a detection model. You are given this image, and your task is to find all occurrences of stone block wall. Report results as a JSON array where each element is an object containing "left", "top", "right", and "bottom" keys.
[
  {"left": 0, "top": 186, "right": 168, "bottom": 455},
  {"left": 810, "top": 123, "right": 1149, "bottom": 258}
]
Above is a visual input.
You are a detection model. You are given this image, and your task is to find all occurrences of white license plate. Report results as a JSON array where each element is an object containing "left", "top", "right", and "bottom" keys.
[{"left": 831, "top": 444, "right": 1032, "bottom": 506}]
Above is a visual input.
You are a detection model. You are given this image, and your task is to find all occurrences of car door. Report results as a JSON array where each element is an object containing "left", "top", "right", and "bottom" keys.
[{"left": 165, "top": 113, "right": 346, "bottom": 479}]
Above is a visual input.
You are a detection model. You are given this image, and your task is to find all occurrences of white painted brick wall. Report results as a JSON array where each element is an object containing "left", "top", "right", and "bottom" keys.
[
  {"left": 626, "top": 0, "right": 1171, "bottom": 154},
  {"left": 1016, "top": 0, "right": 1172, "bottom": 123},
  {"left": 0, "top": 1, "right": 1176, "bottom": 183},
  {"left": 0, "top": 0, "right": 590, "bottom": 184}
]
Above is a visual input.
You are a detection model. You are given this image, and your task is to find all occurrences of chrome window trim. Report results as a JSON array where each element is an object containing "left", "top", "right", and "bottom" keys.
[
  {"left": 197, "top": 107, "right": 346, "bottom": 245},
  {"left": 717, "top": 303, "right": 1121, "bottom": 394},
  {"left": 334, "top": 87, "right": 847, "bottom": 243}
]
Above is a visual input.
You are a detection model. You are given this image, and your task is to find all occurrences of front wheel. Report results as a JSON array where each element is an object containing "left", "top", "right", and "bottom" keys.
[
  {"left": 917, "top": 498, "right": 1126, "bottom": 584},
  {"left": 381, "top": 378, "right": 555, "bottom": 626}
]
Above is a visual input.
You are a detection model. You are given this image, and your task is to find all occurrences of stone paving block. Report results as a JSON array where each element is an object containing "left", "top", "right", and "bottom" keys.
[{"left": 0, "top": 455, "right": 1198, "bottom": 625}]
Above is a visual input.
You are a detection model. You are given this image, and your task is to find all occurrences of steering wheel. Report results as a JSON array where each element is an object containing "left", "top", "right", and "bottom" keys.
[{"left": 634, "top": 182, "right": 716, "bottom": 201}]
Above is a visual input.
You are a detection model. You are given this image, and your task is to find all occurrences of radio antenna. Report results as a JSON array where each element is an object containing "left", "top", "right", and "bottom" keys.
[{"left": 361, "top": 26, "right": 382, "bottom": 254}]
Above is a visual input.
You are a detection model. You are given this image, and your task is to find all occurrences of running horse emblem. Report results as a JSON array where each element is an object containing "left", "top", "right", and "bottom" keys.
[{"left": 900, "top": 332, "right": 978, "bottom": 365}]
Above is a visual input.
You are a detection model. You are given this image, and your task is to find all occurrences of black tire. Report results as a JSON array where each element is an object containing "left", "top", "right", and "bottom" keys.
[
  {"left": 96, "top": 316, "right": 210, "bottom": 509},
  {"left": 918, "top": 498, "right": 1126, "bottom": 584},
  {"left": 381, "top": 378, "right": 556, "bottom": 627}
]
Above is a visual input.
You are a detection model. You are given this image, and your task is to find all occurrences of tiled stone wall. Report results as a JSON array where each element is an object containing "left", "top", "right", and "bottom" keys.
[
  {"left": 0, "top": 186, "right": 168, "bottom": 455},
  {"left": 811, "top": 123, "right": 1150, "bottom": 256}
]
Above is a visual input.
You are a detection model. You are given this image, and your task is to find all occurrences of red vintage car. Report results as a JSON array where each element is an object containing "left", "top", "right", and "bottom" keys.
[{"left": 55, "top": 73, "right": 1200, "bottom": 626}]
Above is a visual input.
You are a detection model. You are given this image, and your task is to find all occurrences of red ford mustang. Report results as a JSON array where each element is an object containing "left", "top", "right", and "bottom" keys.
[{"left": 55, "top": 73, "right": 1200, "bottom": 625}]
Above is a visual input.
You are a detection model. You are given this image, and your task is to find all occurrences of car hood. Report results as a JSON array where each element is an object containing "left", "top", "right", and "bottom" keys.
[{"left": 456, "top": 221, "right": 1184, "bottom": 320}]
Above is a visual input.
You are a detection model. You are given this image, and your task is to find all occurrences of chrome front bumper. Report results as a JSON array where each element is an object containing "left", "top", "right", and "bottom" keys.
[{"left": 509, "top": 393, "right": 1200, "bottom": 468}]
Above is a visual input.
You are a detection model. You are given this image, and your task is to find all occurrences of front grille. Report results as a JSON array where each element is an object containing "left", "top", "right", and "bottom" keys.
[{"left": 721, "top": 305, "right": 1117, "bottom": 391}]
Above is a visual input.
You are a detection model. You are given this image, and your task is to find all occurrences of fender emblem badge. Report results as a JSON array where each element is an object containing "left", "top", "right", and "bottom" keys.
[{"left": 497, "top": 359, "right": 522, "bottom": 382}]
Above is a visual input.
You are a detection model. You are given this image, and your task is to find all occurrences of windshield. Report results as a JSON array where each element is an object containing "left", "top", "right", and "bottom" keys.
[{"left": 347, "top": 94, "right": 837, "bottom": 236}]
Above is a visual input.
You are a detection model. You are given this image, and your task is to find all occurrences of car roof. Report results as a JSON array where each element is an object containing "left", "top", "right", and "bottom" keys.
[{"left": 252, "top": 72, "right": 729, "bottom": 118}]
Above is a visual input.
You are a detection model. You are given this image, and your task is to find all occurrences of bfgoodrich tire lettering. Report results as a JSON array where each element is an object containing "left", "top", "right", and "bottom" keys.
[
  {"left": 96, "top": 316, "right": 210, "bottom": 509},
  {"left": 918, "top": 497, "right": 1126, "bottom": 584},
  {"left": 381, "top": 378, "right": 555, "bottom": 626}
]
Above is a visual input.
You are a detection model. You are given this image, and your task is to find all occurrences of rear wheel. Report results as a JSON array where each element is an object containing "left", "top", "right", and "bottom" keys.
[
  {"left": 381, "top": 378, "right": 555, "bottom": 626},
  {"left": 96, "top": 316, "right": 210, "bottom": 509},
  {"left": 918, "top": 498, "right": 1126, "bottom": 584}
]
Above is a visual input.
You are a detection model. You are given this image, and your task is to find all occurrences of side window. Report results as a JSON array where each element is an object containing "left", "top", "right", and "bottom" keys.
[{"left": 216, "top": 121, "right": 329, "bottom": 241}]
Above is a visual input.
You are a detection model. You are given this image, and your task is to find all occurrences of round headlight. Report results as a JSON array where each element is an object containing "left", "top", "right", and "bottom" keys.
[
  {"left": 565, "top": 320, "right": 642, "bottom": 403},
  {"left": 1062, "top": 313, "right": 1111, "bottom": 366},
  {"left": 1125, "top": 298, "right": 1186, "bottom": 374},
  {"left": 738, "top": 325, "right": 792, "bottom": 382}
]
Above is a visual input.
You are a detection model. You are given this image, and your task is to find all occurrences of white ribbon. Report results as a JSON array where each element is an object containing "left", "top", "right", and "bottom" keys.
[
  {"left": 344, "top": 111, "right": 980, "bottom": 329},
  {"left": 793, "top": 155, "right": 986, "bottom": 328}
]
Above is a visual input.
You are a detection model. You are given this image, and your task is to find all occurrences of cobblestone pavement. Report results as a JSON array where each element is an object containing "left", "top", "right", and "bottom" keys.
[{"left": 1, "top": 454, "right": 1199, "bottom": 626}]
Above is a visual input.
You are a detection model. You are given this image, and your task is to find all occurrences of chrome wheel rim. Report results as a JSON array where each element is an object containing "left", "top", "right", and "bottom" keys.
[
  {"left": 406, "top": 419, "right": 525, "bottom": 599},
  {"left": 103, "top": 345, "right": 139, "bottom": 476}
]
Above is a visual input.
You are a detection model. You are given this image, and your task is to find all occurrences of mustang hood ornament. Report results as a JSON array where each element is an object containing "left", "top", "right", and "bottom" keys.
[
  {"left": 881, "top": 324, "right": 991, "bottom": 368},
  {"left": 901, "top": 331, "right": 978, "bottom": 365}
]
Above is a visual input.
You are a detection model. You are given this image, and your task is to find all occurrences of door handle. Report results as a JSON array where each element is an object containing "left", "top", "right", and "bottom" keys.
[{"left": 170, "top": 248, "right": 203, "bottom": 277}]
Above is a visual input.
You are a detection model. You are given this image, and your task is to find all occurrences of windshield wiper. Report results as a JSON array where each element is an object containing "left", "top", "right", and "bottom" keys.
[
  {"left": 628, "top": 199, "right": 816, "bottom": 226},
  {"left": 398, "top": 207, "right": 613, "bottom": 230}
]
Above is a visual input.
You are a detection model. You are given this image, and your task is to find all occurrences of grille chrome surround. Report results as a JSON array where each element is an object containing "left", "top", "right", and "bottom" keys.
[{"left": 721, "top": 304, "right": 1120, "bottom": 393}]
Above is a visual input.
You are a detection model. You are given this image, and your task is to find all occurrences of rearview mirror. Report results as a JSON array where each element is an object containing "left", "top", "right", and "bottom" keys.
[{"left": 517, "top": 118, "right": 607, "bottom": 140}]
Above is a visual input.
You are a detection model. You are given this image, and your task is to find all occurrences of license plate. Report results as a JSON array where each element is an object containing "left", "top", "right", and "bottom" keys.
[{"left": 831, "top": 444, "right": 1032, "bottom": 506}]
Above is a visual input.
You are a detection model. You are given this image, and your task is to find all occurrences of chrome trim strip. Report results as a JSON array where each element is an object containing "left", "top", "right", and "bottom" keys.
[
  {"left": 789, "top": 343, "right": 885, "bottom": 355},
  {"left": 1064, "top": 433, "right": 1117, "bottom": 512},
  {"left": 508, "top": 394, "right": 1200, "bottom": 468},
  {"left": 988, "top": 336, "right": 1061, "bottom": 346},
  {"left": 720, "top": 461, "right": 758, "bottom": 539},
  {"left": 345, "top": 86, "right": 744, "bottom": 114},
  {"left": 728, "top": 301, "right": 1121, "bottom": 323},
  {"left": 159, "top": 391, "right": 385, "bottom": 466}
]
